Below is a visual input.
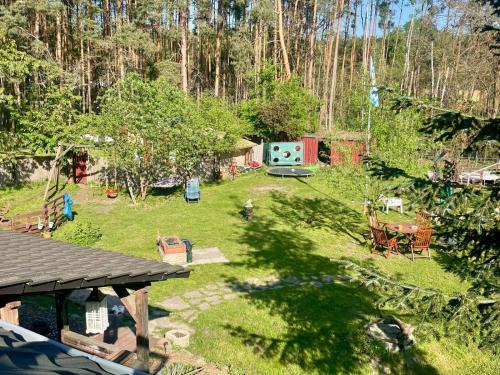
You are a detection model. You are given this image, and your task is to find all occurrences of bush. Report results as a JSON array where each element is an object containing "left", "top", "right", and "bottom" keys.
[{"left": 59, "top": 220, "right": 102, "bottom": 246}]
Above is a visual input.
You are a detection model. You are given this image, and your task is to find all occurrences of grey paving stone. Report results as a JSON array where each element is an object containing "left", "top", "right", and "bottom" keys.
[
  {"left": 205, "top": 284, "right": 218, "bottom": 290},
  {"left": 198, "top": 302, "right": 211, "bottom": 311},
  {"left": 322, "top": 275, "right": 334, "bottom": 283},
  {"left": 310, "top": 281, "right": 323, "bottom": 288},
  {"left": 223, "top": 293, "right": 238, "bottom": 300},
  {"left": 310, "top": 275, "right": 318, "bottom": 280},
  {"left": 339, "top": 275, "right": 353, "bottom": 282},
  {"left": 180, "top": 309, "right": 197, "bottom": 320},
  {"left": 284, "top": 276, "right": 299, "bottom": 284},
  {"left": 184, "top": 291, "right": 203, "bottom": 299},
  {"left": 189, "top": 298, "right": 202, "bottom": 306},
  {"left": 161, "top": 296, "right": 190, "bottom": 311},
  {"left": 205, "top": 295, "right": 220, "bottom": 303},
  {"left": 203, "top": 289, "right": 221, "bottom": 296}
]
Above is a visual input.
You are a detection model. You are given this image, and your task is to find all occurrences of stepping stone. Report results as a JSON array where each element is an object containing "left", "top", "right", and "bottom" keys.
[
  {"left": 270, "top": 284, "right": 284, "bottom": 289},
  {"left": 284, "top": 276, "right": 299, "bottom": 284},
  {"left": 322, "top": 275, "right": 334, "bottom": 283},
  {"left": 205, "top": 295, "right": 220, "bottom": 303},
  {"left": 299, "top": 281, "right": 309, "bottom": 286},
  {"left": 204, "top": 290, "right": 221, "bottom": 296},
  {"left": 223, "top": 293, "right": 238, "bottom": 300},
  {"left": 310, "top": 281, "right": 323, "bottom": 288},
  {"left": 188, "top": 312, "right": 199, "bottom": 323},
  {"left": 180, "top": 309, "right": 197, "bottom": 320},
  {"left": 206, "top": 284, "right": 218, "bottom": 290},
  {"left": 189, "top": 298, "right": 202, "bottom": 306},
  {"left": 161, "top": 296, "right": 190, "bottom": 311},
  {"left": 149, "top": 316, "right": 171, "bottom": 331},
  {"left": 184, "top": 291, "right": 203, "bottom": 299},
  {"left": 301, "top": 275, "right": 310, "bottom": 280},
  {"left": 339, "top": 275, "right": 353, "bottom": 282},
  {"left": 245, "top": 278, "right": 261, "bottom": 286},
  {"left": 310, "top": 275, "right": 318, "bottom": 280},
  {"left": 198, "top": 302, "right": 211, "bottom": 311}
]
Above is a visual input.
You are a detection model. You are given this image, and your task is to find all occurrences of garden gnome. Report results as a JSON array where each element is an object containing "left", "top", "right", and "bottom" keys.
[{"left": 244, "top": 199, "right": 253, "bottom": 221}]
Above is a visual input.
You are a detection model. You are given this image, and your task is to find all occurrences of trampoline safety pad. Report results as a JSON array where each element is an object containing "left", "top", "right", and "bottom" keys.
[{"left": 267, "top": 167, "right": 315, "bottom": 177}]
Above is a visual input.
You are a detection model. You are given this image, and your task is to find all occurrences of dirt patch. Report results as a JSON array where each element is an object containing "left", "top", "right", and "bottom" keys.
[{"left": 252, "top": 184, "right": 289, "bottom": 193}]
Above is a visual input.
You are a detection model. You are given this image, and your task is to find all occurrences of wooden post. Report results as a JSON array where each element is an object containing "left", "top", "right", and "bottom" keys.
[
  {"left": 112, "top": 286, "right": 137, "bottom": 322},
  {"left": 0, "top": 299, "right": 21, "bottom": 325},
  {"left": 135, "top": 287, "right": 149, "bottom": 372},
  {"left": 55, "top": 292, "right": 70, "bottom": 342}
]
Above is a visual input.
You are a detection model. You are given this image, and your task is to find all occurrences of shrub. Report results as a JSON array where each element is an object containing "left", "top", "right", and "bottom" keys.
[{"left": 59, "top": 220, "right": 102, "bottom": 246}]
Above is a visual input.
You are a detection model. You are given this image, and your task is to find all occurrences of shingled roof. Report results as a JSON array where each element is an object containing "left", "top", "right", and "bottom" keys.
[{"left": 0, "top": 230, "right": 190, "bottom": 296}]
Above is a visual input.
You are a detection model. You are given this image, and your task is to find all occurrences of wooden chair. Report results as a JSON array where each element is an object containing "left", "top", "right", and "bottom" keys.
[
  {"left": 369, "top": 226, "right": 399, "bottom": 258},
  {"left": 416, "top": 210, "right": 432, "bottom": 229},
  {"left": 0, "top": 202, "right": 10, "bottom": 222},
  {"left": 409, "top": 228, "right": 433, "bottom": 261}
]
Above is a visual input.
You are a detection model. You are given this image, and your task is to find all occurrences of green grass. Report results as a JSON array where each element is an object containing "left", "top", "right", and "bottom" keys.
[{"left": 1, "top": 171, "right": 498, "bottom": 374}]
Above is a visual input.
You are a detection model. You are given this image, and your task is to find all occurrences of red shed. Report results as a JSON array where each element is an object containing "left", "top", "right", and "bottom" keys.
[
  {"left": 330, "top": 131, "right": 366, "bottom": 165},
  {"left": 300, "top": 133, "right": 319, "bottom": 165}
]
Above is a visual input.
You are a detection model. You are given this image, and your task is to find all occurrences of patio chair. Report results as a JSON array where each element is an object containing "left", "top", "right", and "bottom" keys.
[
  {"left": 369, "top": 225, "right": 399, "bottom": 258},
  {"left": 409, "top": 228, "right": 433, "bottom": 261},
  {"left": 0, "top": 202, "right": 10, "bottom": 222},
  {"left": 185, "top": 178, "right": 200, "bottom": 203},
  {"left": 415, "top": 210, "right": 432, "bottom": 229}
]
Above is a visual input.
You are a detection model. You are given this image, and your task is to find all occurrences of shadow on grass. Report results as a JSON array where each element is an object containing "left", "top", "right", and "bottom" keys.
[{"left": 223, "top": 191, "right": 438, "bottom": 374}]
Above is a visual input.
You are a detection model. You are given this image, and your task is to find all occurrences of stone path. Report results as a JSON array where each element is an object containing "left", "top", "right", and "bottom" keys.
[{"left": 150, "top": 273, "right": 337, "bottom": 333}]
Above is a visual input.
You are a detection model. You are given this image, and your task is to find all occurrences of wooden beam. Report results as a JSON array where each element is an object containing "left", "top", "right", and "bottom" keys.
[
  {"left": 55, "top": 291, "right": 70, "bottom": 342},
  {"left": 111, "top": 286, "right": 137, "bottom": 322},
  {"left": 0, "top": 298, "right": 21, "bottom": 325},
  {"left": 134, "top": 287, "right": 149, "bottom": 372}
]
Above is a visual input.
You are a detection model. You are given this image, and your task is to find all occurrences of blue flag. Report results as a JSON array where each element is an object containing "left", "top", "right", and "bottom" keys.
[{"left": 369, "top": 57, "right": 379, "bottom": 107}]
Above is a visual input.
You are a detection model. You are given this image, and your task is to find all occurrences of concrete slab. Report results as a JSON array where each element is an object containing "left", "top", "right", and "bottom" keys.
[{"left": 183, "top": 247, "right": 229, "bottom": 266}]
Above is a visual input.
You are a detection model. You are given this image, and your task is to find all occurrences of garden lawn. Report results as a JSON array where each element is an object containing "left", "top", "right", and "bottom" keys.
[{"left": 1, "top": 171, "right": 497, "bottom": 374}]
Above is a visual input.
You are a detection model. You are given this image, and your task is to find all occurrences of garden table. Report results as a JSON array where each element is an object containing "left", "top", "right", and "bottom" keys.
[
  {"left": 385, "top": 223, "right": 418, "bottom": 235},
  {"left": 385, "top": 223, "right": 419, "bottom": 250}
]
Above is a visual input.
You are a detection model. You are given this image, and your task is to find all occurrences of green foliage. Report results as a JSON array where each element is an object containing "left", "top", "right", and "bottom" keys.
[
  {"left": 240, "top": 73, "right": 319, "bottom": 141},
  {"left": 0, "top": 29, "right": 79, "bottom": 155},
  {"left": 366, "top": 92, "right": 500, "bottom": 351},
  {"left": 198, "top": 95, "right": 251, "bottom": 155},
  {"left": 59, "top": 220, "right": 103, "bottom": 247},
  {"left": 93, "top": 74, "right": 247, "bottom": 201}
]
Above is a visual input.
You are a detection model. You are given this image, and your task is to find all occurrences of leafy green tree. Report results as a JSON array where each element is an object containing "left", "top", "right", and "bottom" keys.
[
  {"left": 240, "top": 73, "right": 319, "bottom": 141},
  {"left": 94, "top": 74, "right": 247, "bottom": 202}
]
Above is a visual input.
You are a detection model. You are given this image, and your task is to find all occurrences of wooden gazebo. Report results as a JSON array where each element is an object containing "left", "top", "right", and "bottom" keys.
[{"left": 0, "top": 230, "right": 190, "bottom": 372}]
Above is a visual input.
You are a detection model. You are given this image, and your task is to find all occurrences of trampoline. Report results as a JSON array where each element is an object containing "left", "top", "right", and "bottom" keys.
[{"left": 268, "top": 167, "right": 315, "bottom": 177}]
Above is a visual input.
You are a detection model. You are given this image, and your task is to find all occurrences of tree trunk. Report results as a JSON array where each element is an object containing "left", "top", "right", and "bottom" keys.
[
  {"left": 117, "top": 0, "right": 125, "bottom": 78},
  {"left": 214, "top": 0, "right": 222, "bottom": 96},
  {"left": 307, "top": 0, "right": 318, "bottom": 89},
  {"left": 276, "top": 0, "right": 291, "bottom": 79},
  {"left": 180, "top": 2, "right": 188, "bottom": 93},
  {"left": 327, "top": 0, "right": 345, "bottom": 131},
  {"left": 349, "top": 0, "right": 359, "bottom": 90}
]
